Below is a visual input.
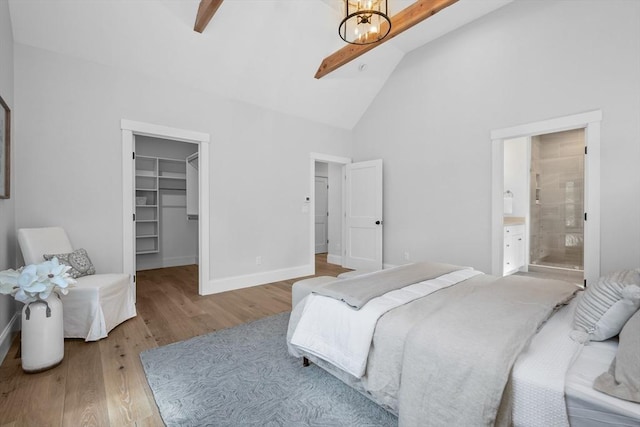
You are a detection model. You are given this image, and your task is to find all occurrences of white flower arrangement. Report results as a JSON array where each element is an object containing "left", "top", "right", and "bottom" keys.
[{"left": 0, "top": 258, "right": 76, "bottom": 304}]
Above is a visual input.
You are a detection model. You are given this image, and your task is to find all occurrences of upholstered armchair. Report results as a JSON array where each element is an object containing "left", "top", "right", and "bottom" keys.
[{"left": 17, "top": 227, "right": 136, "bottom": 341}]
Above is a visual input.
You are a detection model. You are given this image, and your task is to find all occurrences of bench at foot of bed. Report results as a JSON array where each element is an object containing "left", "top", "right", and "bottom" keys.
[{"left": 291, "top": 276, "right": 339, "bottom": 308}]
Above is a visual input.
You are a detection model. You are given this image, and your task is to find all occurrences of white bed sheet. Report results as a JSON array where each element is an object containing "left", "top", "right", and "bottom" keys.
[
  {"left": 511, "top": 296, "right": 583, "bottom": 427},
  {"left": 511, "top": 294, "right": 640, "bottom": 427},
  {"left": 565, "top": 339, "right": 640, "bottom": 426}
]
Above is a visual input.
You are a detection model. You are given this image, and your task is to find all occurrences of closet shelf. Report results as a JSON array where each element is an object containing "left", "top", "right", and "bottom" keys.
[
  {"left": 136, "top": 250, "right": 159, "bottom": 255},
  {"left": 135, "top": 153, "right": 193, "bottom": 261},
  {"left": 135, "top": 155, "right": 161, "bottom": 257}
]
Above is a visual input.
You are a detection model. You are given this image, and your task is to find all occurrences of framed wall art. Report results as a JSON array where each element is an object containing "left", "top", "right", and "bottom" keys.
[{"left": 0, "top": 94, "right": 10, "bottom": 199}]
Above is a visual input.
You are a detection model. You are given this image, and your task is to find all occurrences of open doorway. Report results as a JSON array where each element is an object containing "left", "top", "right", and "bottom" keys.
[
  {"left": 308, "top": 153, "right": 384, "bottom": 275},
  {"left": 134, "top": 136, "right": 199, "bottom": 274},
  {"left": 314, "top": 175, "right": 328, "bottom": 254},
  {"left": 121, "top": 120, "right": 210, "bottom": 296},
  {"left": 309, "top": 153, "right": 350, "bottom": 274},
  {"left": 503, "top": 129, "right": 585, "bottom": 285},
  {"left": 491, "top": 110, "right": 601, "bottom": 286},
  {"left": 314, "top": 161, "right": 343, "bottom": 269}
]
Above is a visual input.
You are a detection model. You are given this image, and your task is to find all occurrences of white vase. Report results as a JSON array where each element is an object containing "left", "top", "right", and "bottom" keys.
[{"left": 21, "top": 294, "right": 64, "bottom": 373}]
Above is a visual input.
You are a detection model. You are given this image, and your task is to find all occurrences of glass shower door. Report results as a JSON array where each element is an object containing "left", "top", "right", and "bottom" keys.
[{"left": 530, "top": 129, "right": 584, "bottom": 271}]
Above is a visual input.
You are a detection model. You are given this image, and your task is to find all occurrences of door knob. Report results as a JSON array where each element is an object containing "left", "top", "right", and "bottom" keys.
[{"left": 375, "top": 220, "right": 381, "bottom": 225}]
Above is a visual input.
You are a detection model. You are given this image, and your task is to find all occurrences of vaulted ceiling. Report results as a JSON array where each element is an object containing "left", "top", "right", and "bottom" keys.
[{"left": 8, "top": 0, "right": 512, "bottom": 129}]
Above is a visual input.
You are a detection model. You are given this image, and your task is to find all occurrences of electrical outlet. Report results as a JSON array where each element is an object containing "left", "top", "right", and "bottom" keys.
[
  {"left": 404, "top": 252, "right": 410, "bottom": 261},
  {"left": 256, "top": 256, "right": 262, "bottom": 265}
]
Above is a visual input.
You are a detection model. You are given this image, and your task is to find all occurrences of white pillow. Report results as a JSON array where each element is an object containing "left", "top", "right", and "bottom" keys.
[
  {"left": 571, "top": 269, "right": 640, "bottom": 342},
  {"left": 593, "top": 308, "right": 640, "bottom": 403}
]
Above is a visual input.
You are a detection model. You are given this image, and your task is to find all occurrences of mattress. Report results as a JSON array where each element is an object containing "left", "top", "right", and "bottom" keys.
[{"left": 565, "top": 339, "right": 640, "bottom": 426}]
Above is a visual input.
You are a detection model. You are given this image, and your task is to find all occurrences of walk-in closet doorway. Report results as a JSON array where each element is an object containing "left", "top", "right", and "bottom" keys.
[
  {"left": 121, "top": 120, "right": 211, "bottom": 297},
  {"left": 134, "top": 136, "right": 199, "bottom": 272}
]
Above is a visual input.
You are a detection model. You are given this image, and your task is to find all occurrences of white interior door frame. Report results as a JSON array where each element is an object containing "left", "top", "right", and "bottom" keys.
[
  {"left": 309, "top": 153, "right": 351, "bottom": 274},
  {"left": 122, "top": 120, "right": 211, "bottom": 295},
  {"left": 491, "top": 110, "right": 602, "bottom": 285}
]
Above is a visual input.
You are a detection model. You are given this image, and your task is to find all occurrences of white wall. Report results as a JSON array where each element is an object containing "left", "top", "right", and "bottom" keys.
[
  {"left": 13, "top": 43, "right": 352, "bottom": 290},
  {"left": 353, "top": 0, "right": 640, "bottom": 274},
  {"left": 504, "top": 137, "right": 527, "bottom": 218},
  {"left": 0, "top": 0, "right": 18, "bottom": 363}
]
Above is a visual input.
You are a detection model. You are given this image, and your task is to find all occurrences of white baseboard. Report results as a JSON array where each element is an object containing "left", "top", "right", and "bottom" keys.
[
  {"left": 0, "top": 312, "right": 19, "bottom": 365},
  {"left": 163, "top": 255, "right": 198, "bottom": 268},
  {"left": 326, "top": 254, "right": 342, "bottom": 266},
  {"left": 136, "top": 255, "right": 197, "bottom": 271},
  {"left": 202, "top": 264, "right": 314, "bottom": 295}
]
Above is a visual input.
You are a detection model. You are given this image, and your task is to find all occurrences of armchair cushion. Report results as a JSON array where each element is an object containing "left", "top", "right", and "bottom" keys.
[
  {"left": 44, "top": 248, "right": 96, "bottom": 278},
  {"left": 18, "top": 227, "right": 72, "bottom": 265}
]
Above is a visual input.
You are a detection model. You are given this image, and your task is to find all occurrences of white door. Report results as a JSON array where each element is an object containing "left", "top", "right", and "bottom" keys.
[
  {"left": 345, "top": 159, "right": 383, "bottom": 270},
  {"left": 315, "top": 176, "right": 329, "bottom": 254}
]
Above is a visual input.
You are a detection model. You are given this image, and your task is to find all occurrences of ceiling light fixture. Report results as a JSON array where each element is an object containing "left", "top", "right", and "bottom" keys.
[{"left": 339, "top": 0, "right": 391, "bottom": 45}]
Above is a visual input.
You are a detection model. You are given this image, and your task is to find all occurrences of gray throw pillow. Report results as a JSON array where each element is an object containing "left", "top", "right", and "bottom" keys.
[
  {"left": 572, "top": 269, "right": 640, "bottom": 342},
  {"left": 593, "top": 309, "right": 640, "bottom": 403},
  {"left": 43, "top": 248, "right": 96, "bottom": 279}
]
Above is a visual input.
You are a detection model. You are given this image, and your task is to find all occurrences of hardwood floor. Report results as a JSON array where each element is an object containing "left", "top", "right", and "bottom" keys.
[{"left": 0, "top": 254, "right": 349, "bottom": 426}]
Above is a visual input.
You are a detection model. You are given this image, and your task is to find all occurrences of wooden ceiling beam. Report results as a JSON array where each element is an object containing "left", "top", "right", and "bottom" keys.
[
  {"left": 315, "top": 0, "right": 459, "bottom": 79},
  {"left": 194, "top": 0, "right": 224, "bottom": 33}
]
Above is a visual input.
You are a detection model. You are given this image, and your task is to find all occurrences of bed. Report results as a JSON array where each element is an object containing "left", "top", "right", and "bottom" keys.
[{"left": 286, "top": 262, "right": 640, "bottom": 426}]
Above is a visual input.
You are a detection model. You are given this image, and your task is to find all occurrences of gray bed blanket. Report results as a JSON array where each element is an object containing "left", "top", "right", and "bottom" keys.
[
  {"left": 398, "top": 274, "right": 578, "bottom": 427},
  {"left": 314, "top": 261, "right": 466, "bottom": 309}
]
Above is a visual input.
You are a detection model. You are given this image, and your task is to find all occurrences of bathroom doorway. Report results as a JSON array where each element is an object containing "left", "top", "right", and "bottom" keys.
[
  {"left": 491, "top": 110, "right": 601, "bottom": 286},
  {"left": 529, "top": 129, "right": 584, "bottom": 272}
]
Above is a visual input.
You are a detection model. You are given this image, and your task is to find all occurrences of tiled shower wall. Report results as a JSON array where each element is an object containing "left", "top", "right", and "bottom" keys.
[{"left": 530, "top": 129, "right": 584, "bottom": 269}]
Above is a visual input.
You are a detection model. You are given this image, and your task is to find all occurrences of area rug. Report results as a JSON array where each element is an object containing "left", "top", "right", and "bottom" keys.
[{"left": 140, "top": 312, "right": 397, "bottom": 426}]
